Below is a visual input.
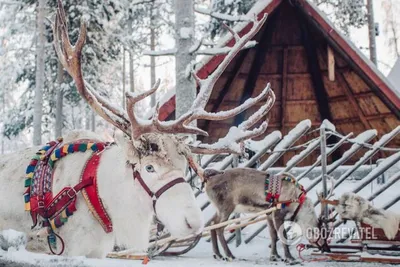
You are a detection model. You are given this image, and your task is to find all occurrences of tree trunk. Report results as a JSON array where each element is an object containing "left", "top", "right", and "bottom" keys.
[
  {"left": 122, "top": 47, "right": 126, "bottom": 107},
  {"left": 55, "top": 61, "right": 64, "bottom": 138},
  {"left": 127, "top": 17, "right": 135, "bottom": 93},
  {"left": 85, "top": 106, "right": 90, "bottom": 130},
  {"left": 1, "top": 91, "right": 4, "bottom": 154},
  {"left": 367, "top": 0, "right": 377, "bottom": 65},
  {"left": 91, "top": 111, "right": 95, "bottom": 131},
  {"left": 174, "top": 0, "right": 195, "bottom": 118},
  {"left": 129, "top": 51, "right": 134, "bottom": 92},
  {"left": 150, "top": 3, "right": 156, "bottom": 107},
  {"left": 33, "top": 0, "right": 46, "bottom": 145}
]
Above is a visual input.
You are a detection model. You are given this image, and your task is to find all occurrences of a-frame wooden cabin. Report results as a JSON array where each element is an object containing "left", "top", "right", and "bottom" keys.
[{"left": 159, "top": 0, "right": 400, "bottom": 166}]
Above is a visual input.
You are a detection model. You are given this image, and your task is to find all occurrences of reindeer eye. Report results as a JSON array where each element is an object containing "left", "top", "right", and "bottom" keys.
[
  {"left": 145, "top": 165, "right": 155, "bottom": 173},
  {"left": 150, "top": 143, "right": 159, "bottom": 152}
]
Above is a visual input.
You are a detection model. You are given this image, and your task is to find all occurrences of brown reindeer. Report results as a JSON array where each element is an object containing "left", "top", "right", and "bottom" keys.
[{"left": 193, "top": 167, "right": 324, "bottom": 264}]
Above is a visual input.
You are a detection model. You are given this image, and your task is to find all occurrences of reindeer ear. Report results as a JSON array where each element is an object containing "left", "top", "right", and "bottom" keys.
[{"left": 114, "top": 130, "right": 139, "bottom": 165}]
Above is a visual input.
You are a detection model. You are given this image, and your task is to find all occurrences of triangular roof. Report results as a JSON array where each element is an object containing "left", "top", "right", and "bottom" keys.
[
  {"left": 159, "top": 0, "right": 399, "bottom": 165},
  {"left": 159, "top": 0, "right": 400, "bottom": 120}
]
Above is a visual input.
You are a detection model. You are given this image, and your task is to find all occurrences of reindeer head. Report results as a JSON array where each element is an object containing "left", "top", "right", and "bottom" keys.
[
  {"left": 52, "top": 0, "right": 274, "bottom": 239},
  {"left": 336, "top": 192, "right": 369, "bottom": 222}
]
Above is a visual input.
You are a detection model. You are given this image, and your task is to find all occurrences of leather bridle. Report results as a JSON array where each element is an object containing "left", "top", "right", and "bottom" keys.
[{"left": 132, "top": 166, "right": 186, "bottom": 212}]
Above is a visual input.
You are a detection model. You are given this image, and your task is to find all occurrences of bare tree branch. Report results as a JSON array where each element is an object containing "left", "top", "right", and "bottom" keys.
[
  {"left": 195, "top": 7, "right": 251, "bottom": 22},
  {"left": 195, "top": 40, "right": 256, "bottom": 55},
  {"left": 143, "top": 48, "right": 177, "bottom": 56}
]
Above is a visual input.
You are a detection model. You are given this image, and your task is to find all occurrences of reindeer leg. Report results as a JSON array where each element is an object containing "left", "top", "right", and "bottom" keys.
[
  {"left": 216, "top": 211, "right": 236, "bottom": 261},
  {"left": 267, "top": 214, "right": 281, "bottom": 261},
  {"left": 210, "top": 213, "right": 223, "bottom": 260},
  {"left": 273, "top": 213, "right": 300, "bottom": 265}
]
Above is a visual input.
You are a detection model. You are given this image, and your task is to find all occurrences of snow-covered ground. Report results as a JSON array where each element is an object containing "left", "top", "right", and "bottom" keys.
[
  {"left": 1, "top": 163, "right": 399, "bottom": 266},
  {"left": 0, "top": 232, "right": 390, "bottom": 267}
]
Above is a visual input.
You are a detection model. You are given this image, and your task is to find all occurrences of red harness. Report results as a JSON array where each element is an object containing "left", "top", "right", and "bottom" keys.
[
  {"left": 33, "top": 150, "right": 112, "bottom": 233},
  {"left": 80, "top": 152, "right": 113, "bottom": 233}
]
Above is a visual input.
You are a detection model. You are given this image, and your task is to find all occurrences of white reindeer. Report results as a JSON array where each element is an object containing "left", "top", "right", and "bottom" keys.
[
  {"left": 0, "top": 1, "right": 274, "bottom": 258},
  {"left": 336, "top": 192, "right": 400, "bottom": 240}
]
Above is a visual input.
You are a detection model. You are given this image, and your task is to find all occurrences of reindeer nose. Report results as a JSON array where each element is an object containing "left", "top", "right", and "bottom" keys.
[{"left": 185, "top": 218, "right": 193, "bottom": 229}]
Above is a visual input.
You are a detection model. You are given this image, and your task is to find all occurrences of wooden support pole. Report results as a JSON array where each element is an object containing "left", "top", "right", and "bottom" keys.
[
  {"left": 320, "top": 125, "right": 329, "bottom": 219},
  {"left": 327, "top": 45, "right": 335, "bottom": 81}
]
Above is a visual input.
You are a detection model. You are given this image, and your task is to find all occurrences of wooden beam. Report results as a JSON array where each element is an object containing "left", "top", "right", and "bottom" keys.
[
  {"left": 329, "top": 95, "right": 348, "bottom": 102},
  {"left": 281, "top": 47, "right": 288, "bottom": 131},
  {"left": 333, "top": 113, "right": 394, "bottom": 125},
  {"left": 233, "top": 10, "right": 277, "bottom": 126},
  {"left": 328, "top": 45, "right": 335, "bottom": 81},
  {"left": 353, "top": 91, "right": 376, "bottom": 98},
  {"left": 329, "top": 92, "right": 385, "bottom": 103},
  {"left": 298, "top": 12, "right": 340, "bottom": 161},
  {"left": 337, "top": 71, "right": 372, "bottom": 131},
  {"left": 300, "top": 19, "right": 333, "bottom": 122},
  {"left": 365, "top": 113, "right": 395, "bottom": 120}
]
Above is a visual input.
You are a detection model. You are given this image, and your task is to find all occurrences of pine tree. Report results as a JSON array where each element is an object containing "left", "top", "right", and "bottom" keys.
[{"left": 3, "top": 0, "right": 122, "bottom": 142}]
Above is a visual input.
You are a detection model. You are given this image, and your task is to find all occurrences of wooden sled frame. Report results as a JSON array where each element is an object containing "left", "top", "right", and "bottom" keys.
[{"left": 107, "top": 206, "right": 279, "bottom": 260}]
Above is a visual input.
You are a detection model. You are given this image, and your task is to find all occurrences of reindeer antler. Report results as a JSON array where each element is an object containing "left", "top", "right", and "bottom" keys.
[
  {"left": 53, "top": 1, "right": 274, "bottom": 154},
  {"left": 53, "top": 0, "right": 131, "bottom": 134}
]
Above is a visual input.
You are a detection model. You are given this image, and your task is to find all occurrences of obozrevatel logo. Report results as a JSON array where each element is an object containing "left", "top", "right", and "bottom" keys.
[{"left": 278, "top": 221, "right": 303, "bottom": 246}]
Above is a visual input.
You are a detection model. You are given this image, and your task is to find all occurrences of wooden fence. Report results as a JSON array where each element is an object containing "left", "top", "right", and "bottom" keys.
[{"left": 150, "top": 119, "right": 400, "bottom": 254}]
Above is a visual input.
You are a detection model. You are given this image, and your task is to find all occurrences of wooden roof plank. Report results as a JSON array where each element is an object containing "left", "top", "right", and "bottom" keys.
[{"left": 337, "top": 70, "right": 372, "bottom": 131}]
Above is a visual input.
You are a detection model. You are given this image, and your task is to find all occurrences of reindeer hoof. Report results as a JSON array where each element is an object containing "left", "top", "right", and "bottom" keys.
[
  {"left": 213, "top": 254, "right": 223, "bottom": 260},
  {"left": 270, "top": 255, "right": 282, "bottom": 262},
  {"left": 284, "top": 258, "right": 301, "bottom": 265},
  {"left": 223, "top": 256, "right": 235, "bottom": 262}
]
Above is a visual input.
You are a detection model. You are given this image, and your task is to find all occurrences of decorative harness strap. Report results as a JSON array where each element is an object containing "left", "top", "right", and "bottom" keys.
[
  {"left": 265, "top": 173, "right": 307, "bottom": 221},
  {"left": 24, "top": 139, "right": 113, "bottom": 232},
  {"left": 80, "top": 152, "right": 113, "bottom": 233},
  {"left": 132, "top": 167, "right": 186, "bottom": 212}
]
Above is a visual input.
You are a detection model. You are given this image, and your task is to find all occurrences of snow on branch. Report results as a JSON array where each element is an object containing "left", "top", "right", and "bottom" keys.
[
  {"left": 194, "top": 40, "right": 257, "bottom": 55},
  {"left": 189, "top": 39, "right": 203, "bottom": 54},
  {"left": 239, "top": 85, "right": 275, "bottom": 130},
  {"left": 189, "top": 122, "right": 268, "bottom": 155},
  {"left": 190, "top": 14, "right": 268, "bottom": 110},
  {"left": 143, "top": 48, "right": 177, "bottom": 56},
  {"left": 190, "top": 83, "right": 272, "bottom": 122},
  {"left": 131, "top": 0, "right": 154, "bottom": 5},
  {"left": 195, "top": 7, "right": 252, "bottom": 22}
]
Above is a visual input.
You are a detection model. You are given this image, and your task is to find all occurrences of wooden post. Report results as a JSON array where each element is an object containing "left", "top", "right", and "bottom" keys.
[
  {"left": 320, "top": 125, "right": 328, "bottom": 219},
  {"left": 327, "top": 46, "right": 335, "bottom": 81}
]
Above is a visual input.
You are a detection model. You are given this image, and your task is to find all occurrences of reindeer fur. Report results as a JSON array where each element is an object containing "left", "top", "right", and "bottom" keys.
[
  {"left": 203, "top": 168, "right": 319, "bottom": 263},
  {"left": 337, "top": 192, "right": 400, "bottom": 240}
]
